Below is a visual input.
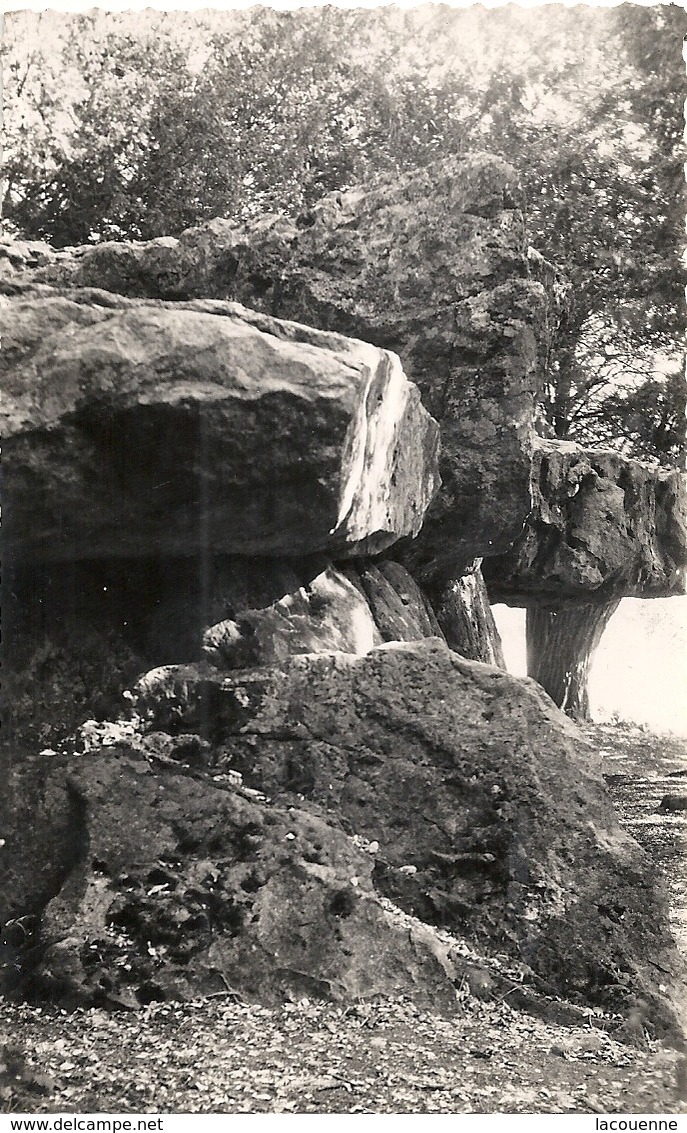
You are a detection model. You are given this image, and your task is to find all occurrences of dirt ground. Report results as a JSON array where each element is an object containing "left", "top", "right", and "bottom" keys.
[{"left": 2, "top": 722, "right": 686, "bottom": 1115}]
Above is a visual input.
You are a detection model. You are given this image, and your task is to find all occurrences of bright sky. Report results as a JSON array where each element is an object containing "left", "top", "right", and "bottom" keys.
[{"left": 494, "top": 596, "right": 687, "bottom": 737}]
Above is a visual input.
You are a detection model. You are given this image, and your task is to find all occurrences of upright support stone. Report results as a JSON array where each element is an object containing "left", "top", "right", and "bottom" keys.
[
  {"left": 431, "top": 564, "right": 506, "bottom": 667},
  {"left": 354, "top": 560, "right": 445, "bottom": 644},
  {"left": 526, "top": 601, "right": 620, "bottom": 720}
]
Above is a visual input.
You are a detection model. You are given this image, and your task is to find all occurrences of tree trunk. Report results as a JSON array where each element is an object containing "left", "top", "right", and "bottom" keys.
[
  {"left": 432, "top": 564, "right": 506, "bottom": 668},
  {"left": 526, "top": 600, "right": 620, "bottom": 721}
]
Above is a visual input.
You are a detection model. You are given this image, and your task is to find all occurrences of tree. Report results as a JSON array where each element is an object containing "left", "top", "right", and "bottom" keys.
[
  {"left": 472, "top": 6, "right": 685, "bottom": 453},
  {"left": 577, "top": 368, "right": 686, "bottom": 465},
  {"left": 5, "top": 8, "right": 465, "bottom": 244},
  {"left": 510, "top": 7, "right": 686, "bottom": 720},
  {"left": 0, "top": 7, "right": 511, "bottom": 243}
]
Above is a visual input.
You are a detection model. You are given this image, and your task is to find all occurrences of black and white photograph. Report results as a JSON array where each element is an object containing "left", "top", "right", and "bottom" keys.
[{"left": 1, "top": 0, "right": 686, "bottom": 1118}]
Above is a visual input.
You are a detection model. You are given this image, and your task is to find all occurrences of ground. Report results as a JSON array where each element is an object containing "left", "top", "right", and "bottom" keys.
[{"left": 2, "top": 723, "right": 686, "bottom": 1115}]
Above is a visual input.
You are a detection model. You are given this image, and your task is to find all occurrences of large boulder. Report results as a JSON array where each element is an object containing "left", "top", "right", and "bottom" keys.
[
  {"left": 130, "top": 640, "right": 684, "bottom": 1034},
  {"left": 484, "top": 440, "right": 687, "bottom": 605},
  {"left": 22, "top": 153, "right": 564, "bottom": 582},
  {"left": 3, "top": 640, "right": 684, "bottom": 1034},
  {"left": 0, "top": 747, "right": 461, "bottom": 1013},
  {"left": 1, "top": 291, "right": 439, "bottom": 564}
]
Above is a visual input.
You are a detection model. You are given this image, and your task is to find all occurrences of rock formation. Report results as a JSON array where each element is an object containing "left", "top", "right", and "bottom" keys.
[
  {"left": 1, "top": 743, "right": 460, "bottom": 1014},
  {"left": 2, "top": 153, "right": 686, "bottom": 1036},
  {"left": 11, "top": 152, "right": 564, "bottom": 583},
  {"left": 484, "top": 440, "right": 687, "bottom": 717},
  {"left": 430, "top": 563, "right": 506, "bottom": 668},
  {"left": 3, "top": 641, "right": 683, "bottom": 1037},
  {"left": 354, "top": 560, "right": 443, "bottom": 644},
  {"left": 2, "top": 291, "right": 439, "bottom": 564},
  {"left": 2, "top": 153, "right": 559, "bottom": 675},
  {"left": 201, "top": 566, "right": 382, "bottom": 668},
  {"left": 484, "top": 440, "right": 687, "bottom": 604}
]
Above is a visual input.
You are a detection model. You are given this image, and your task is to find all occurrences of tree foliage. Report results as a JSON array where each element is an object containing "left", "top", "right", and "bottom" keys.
[
  {"left": 4, "top": 4, "right": 685, "bottom": 466},
  {"left": 466, "top": 5, "right": 685, "bottom": 464}
]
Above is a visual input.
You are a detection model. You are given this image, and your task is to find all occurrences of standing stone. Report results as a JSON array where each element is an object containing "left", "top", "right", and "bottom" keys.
[
  {"left": 354, "top": 560, "right": 445, "bottom": 644},
  {"left": 431, "top": 564, "right": 506, "bottom": 666},
  {"left": 525, "top": 601, "right": 620, "bottom": 720}
]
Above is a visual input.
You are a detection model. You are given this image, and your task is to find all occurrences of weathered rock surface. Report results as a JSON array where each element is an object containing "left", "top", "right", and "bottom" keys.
[
  {"left": 130, "top": 640, "right": 684, "bottom": 1034},
  {"left": 17, "top": 153, "right": 564, "bottom": 582},
  {"left": 0, "top": 747, "right": 461, "bottom": 1013},
  {"left": 355, "top": 560, "right": 445, "bottom": 644},
  {"left": 484, "top": 441, "right": 687, "bottom": 604},
  {"left": 1, "top": 291, "right": 439, "bottom": 564},
  {"left": 524, "top": 601, "right": 622, "bottom": 721},
  {"left": 430, "top": 562, "right": 506, "bottom": 667},
  {"left": 0, "top": 750, "right": 85, "bottom": 933},
  {"left": 0, "top": 236, "right": 55, "bottom": 273},
  {"left": 202, "top": 566, "right": 382, "bottom": 668},
  {"left": 353, "top": 557, "right": 504, "bottom": 667}
]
